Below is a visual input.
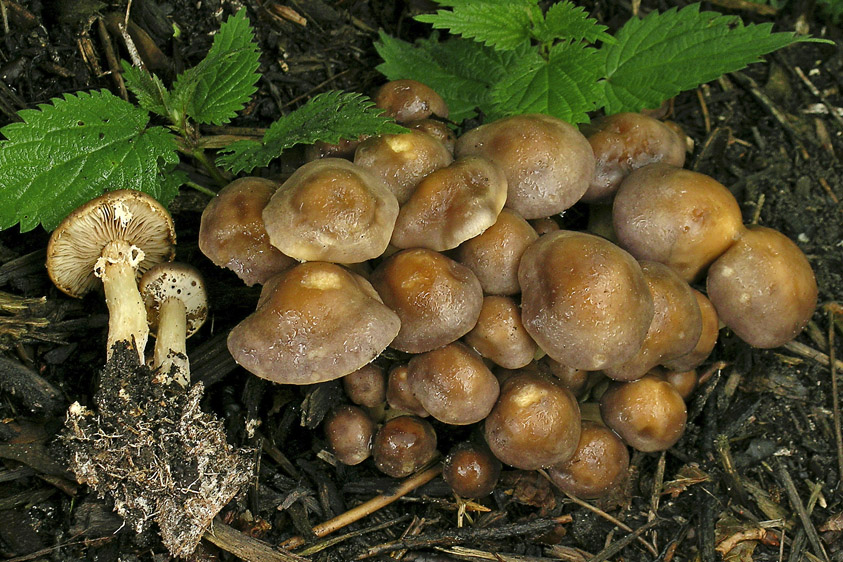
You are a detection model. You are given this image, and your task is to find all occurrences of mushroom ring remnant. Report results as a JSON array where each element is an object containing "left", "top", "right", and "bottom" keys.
[{"left": 46, "top": 189, "right": 176, "bottom": 361}]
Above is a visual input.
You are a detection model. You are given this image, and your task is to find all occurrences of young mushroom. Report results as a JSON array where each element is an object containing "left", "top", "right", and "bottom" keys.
[
  {"left": 324, "top": 405, "right": 376, "bottom": 466},
  {"left": 47, "top": 189, "right": 176, "bottom": 362},
  {"left": 372, "top": 415, "right": 438, "bottom": 478},
  {"left": 443, "top": 442, "right": 502, "bottom": 498},
  {"left": 139, "top": 263, "right": 208, "bottom": 387}
]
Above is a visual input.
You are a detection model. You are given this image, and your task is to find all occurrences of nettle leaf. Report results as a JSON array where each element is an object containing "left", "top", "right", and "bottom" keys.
[
  {"left": 0, "top": 90, "right": 180, "bottom": 232},
  {"left": 490, "top": 41, "right": 603, "bottom": 124},
  {"left": 533, "top": 2, "right": 614, "bottom": 45},
  {"left": 415, "top": 0, "right": 537, "bottom": 51},
  {"left": 598, "top": 4, "right": 810, "bottom": 114},
  {"left": 217, "top": 91, "right": 406, "bottom": 174},
  {"left": 375, "top": 32, "right": 527, "bottom": 122},
  {"left": 122, "top": 61, "right": 171, "bottom": 118},
  {"left": 171, "top": 9, "right": 260, "bottom": 125}
]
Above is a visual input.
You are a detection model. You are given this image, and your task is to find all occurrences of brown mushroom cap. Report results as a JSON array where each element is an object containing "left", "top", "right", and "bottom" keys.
[
  {"left": 371, "top": 248, "right": 483, "bottom": 354},
  {"left": 386, "top": 364, "right": 429, "bottom": 418},
  {"left": 374, "top": 79, "right": 449, "bottom": 123},
  {"left": 518, "top": 231, "right": 654, "bottom": 371},
  {"left": 463, "top": 295, "right": 537, "bottom": 369},
  {"left": 455, "top": 114, "right": 595, "bottom": 219},
  {"left": 455, "top": 208, "right": 538, "bottom": 296},
  {"left": 603, "top": 261, "right": 702, "bottom": 382},
  {"left": 47, "top": 189, "right": 176, "bottom": 298},
  {"left": 600, "top": 375, "right": 687, "bottom": 452},
  {"left": 324, "top": 405, "right": 376, "bottom": 466},
  {"left": 342, "top": 364, "right": 387, "bottom": 408},
  {"left": 262, "top": 159, "right": 398, "bottom": 264},
  {"left": 484, "top": 372, "right": 581, "bottom": 470},
  {"left": 613, "top": 163, "right": 744, "bottom": 282},
  {"left": 657, "top": 368, "right": 699, "bottom": 401},
  {"left": 662, "top": 289, "right": 719, "bottom": 372},
  {"left": 407, "top": 342, "right": 500, "bottom": 425},
  {"left": 372, "top": 415, "right": 438, "bottom": 478},
  {"left": 199, "top": 177, "right": 295, "bottom": 286},
  {"left": 547, "top": 420, "right": 630, "bottom": 499},
  {"left": 706, "top": 225, "right": 817, "bottom": 348},
  {"left": 581, "top": 112, "right": 686, "bottom": 203},
  {"left": 227, "top": 262, "right": 400, "bottom": 384},
  {"left": 391, "top": 156, "right": 508, "bottom": 251},
  {"left": 539, "top": 357, "right": 589, "bottom": 397},
  {"left": 408, "top": 119, "right": 456, "bottom": 154},
  {"left": 443, "top": 442, "right": 502, "bottom": 498},
  {"left": 354, "top": 130, "right": 453, "bottom": 205}
]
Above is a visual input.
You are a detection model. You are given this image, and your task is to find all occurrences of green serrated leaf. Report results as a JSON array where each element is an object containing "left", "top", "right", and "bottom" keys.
[
  {"left": 121, "top": 61, "right": 172, "bottom": 118},
  {"left": 217, "top": 91, "right": 407, "bottom": 174},
  {"left": 171, "top": 9, "right": 260, "bottom": 125},
  {"left": 532, "top": 1, "right": 614, "bottom": 45},
  {"left": 0, "top": 90, "right": 180, "bottom": 232},
  {"left": 375, "top": 32, "right": 528, "bottom": 122},
  {"left": 490, "top": 41, "right": 602, "bottom": 124},
  {"left": 415, "top": 0, "right": 537, "bottom": 51},
  {"left": 597, "top": 4, "right": 810, "bottom": 113}
]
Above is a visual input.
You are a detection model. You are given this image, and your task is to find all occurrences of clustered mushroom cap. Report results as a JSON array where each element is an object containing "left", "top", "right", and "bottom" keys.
[
  {"left": 390, "top": 156, "right": 508, "bottom": 252},
  {"left": 408, "top": 119, "right": 456, "bottom": 154},
  {"left": 463, "top": 295, "right": 537, "bottom": 370},
  {"left": 455, "top": 114, "right": 595, "bottom": 219},
  {"left": 374, "top": 79, "right": 449, "bottom": 123},
  {"left": 227, "top": 262, "right": 400, "bottom": 385},
  {"left": 540, "top": 357, "right": 589, "bottom": 397},
  {"left": 518, "top": 231, "right": 654, "bottom": 371},
  {"left": 47, "top": 189, "right": 176, "bottom": 298},
  {"left": 262, "top": 159, "right": 399, "bottom": 264},
  {"left": 581, "top": 112, "right": 687, "bottom": 203},
  {"left": 603, "top": 261, "right": 702, "bottom": 382},
  {"left": 600, "top": 374, "right": 687, "bottom": 452},
  {"left": 324, "top": 405, "right": 376, "bottom": 466},
  {"left": 354, "top": 130, "right": 453, "bottom": 205},
  {"left": 372, "top": 415, "right": 438, "bottom": 478},
  {"left": 139, "top": 262, "right": 208, "bottom": 337},
  {"left": 342, "top": 364, "right": 387, "bottom": 408},
  {"left": 613, "top": 163, "right": 744, "bottom": 282},
  {"left": 370, "top": 248, "right": 483, "bottom": 354},
  {"left": 662, "top": 289, "right": 719, "bottom": 372},
  {"left": 706, "top": 225, "right": 817, "bottom": 348},
  {"left": 547, "top": 420, "right": 630, "bottom": 499},
  {"left": 407, "top": 342, "right": 500, "bottom": 425},
  {"left": 455, "top": 208, "right": 538, "bottom": 296},
  {"left": 198, "top": 177, "right": 295, "bottom": 286},
  {"left": 386, "top": 364, "right": 429, "bottom": 418},
  {"left": 484, "top": 371, "right": 581, "bottom": 470},
  {"left": 443, "top": 442, "right": 502, "bottom": 498}
]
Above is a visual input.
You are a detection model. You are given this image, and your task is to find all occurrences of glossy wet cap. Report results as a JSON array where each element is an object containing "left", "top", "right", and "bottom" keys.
[
  {"left": 262, "top": 159, "right": 398, "bottom": 263},
  {"left": 547, "top": 420, "right": 629, "bottom": 499},
  {"left": 342, "top": 364, "right": 387, "bottom": 408},
  {"left": 443, "top": 442, "right": 502, "bottom": 498},
  {"left": 324, "top": 405, "right": 376, "bottom": 465},
  {"left": 518, "top": 231, "right": 654, "bottom": 371},
  {"left": 371, "top": 248, "right": 483, "bottom": 353},
  {"left": 706, "top": 225, "right": 817, "bottom": 348},
  {"left": 455, "top": 114, "right": 594, "bottom": 219},
  {"left": 374, "top": 79, "right": 449, "bottom": 123},
  {"left": 662, "top": 289, "right": 719, "bottom": 372},
  {"left": 463, "top": 295, "right": 537, "bottom": 369},
  {"left": 613, "top": 163, "right": 744, "bottom": 282},
  {"left": 372, "top": 415, "right": 438, "bottom": 478},
  {"left": 227, "top": 262, "right": 400, "bottom": 384},
  {"left": 484, "top": 372, "right": 581, "bottom": 470},
  {"left": 407, "top": 342, "right": 500, "bottom": 425}
]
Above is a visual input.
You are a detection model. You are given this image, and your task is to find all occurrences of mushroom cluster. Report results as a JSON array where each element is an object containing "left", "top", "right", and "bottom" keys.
[{"left": 199, "top": 80, "right": 818, "bottom": 500}]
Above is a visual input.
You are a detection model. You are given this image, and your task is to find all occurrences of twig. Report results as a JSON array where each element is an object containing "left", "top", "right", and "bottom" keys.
[
  {"left": 830, "top": 309, "right": 843, "bottom": 486},
  {"left": 295, "top": 514, "right": 412, "bottom": 556},
  {"left": 793, "top": 66, "right": 843, "bottom": 132},
  {"left": 696, "top": 88, "right": 711, "bottom": 134},
  {"left": 281, "top": 463, "right": 443, "bottom": 550},
  {"left": 776, "top": 459, "right": 830, "bottom": 562},
  {"left": 648, "top": 452, "right": 666, "bottom": 550},
  {"left": 818, "top": 178, "right": 840, "bottom": 204},
  {"left": 783, "top": 340, "right": 843, "bottom": 371},
  {"left": 204, "top": 520, "right": 307, "bottom": 562},
  {"left": 356, "top": 517, "right": 568, "bottom": 559},
  {"left": 96, "top": 17, "right": 128, "bottom": 101},
  {"left": 586, "top": 517, "right": 660, "bottom": 562},
  {"left": 437, "top": 546, "right": 567, "bottom": 561},
  {"left": 558, "top": 488, "right": 658, "bottom": 557}
]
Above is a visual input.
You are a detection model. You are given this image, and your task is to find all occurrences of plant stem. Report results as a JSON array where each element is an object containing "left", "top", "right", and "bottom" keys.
[
  {"left": 185, "top": 180, "right": 217, "bottom": 197},
  {"left": 191, "top": 148, "right": 231, "bottom": 185}
]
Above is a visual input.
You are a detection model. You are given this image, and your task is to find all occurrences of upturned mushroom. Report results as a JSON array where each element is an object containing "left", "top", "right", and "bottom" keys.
[
  {"left": 47, "top": 189, "right": 176, "bottom": 361},
  {"left": 139, "top": 263, "right": 208, "bottom": 387},
  {"left": 227, "top": 262, "right": 400, "bottom": 384}
]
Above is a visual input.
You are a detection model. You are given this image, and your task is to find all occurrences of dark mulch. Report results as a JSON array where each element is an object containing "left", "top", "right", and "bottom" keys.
[{"left": 0, "top": 0, "right": 842, "bottom": 561}]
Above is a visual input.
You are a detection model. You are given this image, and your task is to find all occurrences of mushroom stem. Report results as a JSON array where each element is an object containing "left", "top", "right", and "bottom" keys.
[
  {"left": 154, "top": 297, "right": 190, "bottom": 387},
  {"left": 95, "top": 239, "right": 148, "bottom": 362}
]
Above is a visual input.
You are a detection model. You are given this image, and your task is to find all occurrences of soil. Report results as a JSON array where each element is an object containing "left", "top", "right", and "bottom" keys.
[{"left": 0, "top": 0, "right": 841, "bottom": 561}]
